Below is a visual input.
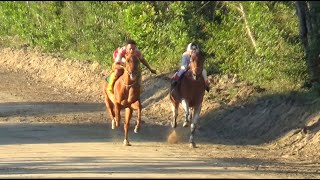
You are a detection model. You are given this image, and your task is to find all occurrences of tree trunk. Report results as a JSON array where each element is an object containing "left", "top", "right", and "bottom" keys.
[{"left": 296, "top": 1, "right": 320, "bottom": 88}]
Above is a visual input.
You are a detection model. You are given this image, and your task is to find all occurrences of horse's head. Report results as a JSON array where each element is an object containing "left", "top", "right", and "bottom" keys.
[
  {"left": 189, "top": 51, "right": 205, "bottom": 80},
  {"left": 124, "top": 53, "right": 140, "bottom": 81}
]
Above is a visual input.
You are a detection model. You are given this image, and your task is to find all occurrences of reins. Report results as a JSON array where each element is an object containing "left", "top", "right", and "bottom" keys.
[{"left": 121, "top": 77, "right": 137, "bottom": 87}]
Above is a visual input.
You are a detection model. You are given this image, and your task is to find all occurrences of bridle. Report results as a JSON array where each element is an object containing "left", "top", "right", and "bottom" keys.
[{"left": 190, "top": 53, "right": 203, "bottom": 79}]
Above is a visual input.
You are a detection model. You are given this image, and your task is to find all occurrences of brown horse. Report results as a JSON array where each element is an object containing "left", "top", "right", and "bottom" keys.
[
  {"left": 169, "top": 51, "right": 206, "bottom": 148},
  {"left": 102, "top": 53, "right": 141, "bottom": 146}
]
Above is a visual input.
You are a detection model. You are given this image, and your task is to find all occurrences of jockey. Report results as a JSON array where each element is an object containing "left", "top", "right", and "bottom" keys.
[
  {"left": 172, "top": 42, "right": 210, "bottom": 92},
  {"left": 108, "top": 39, "right": 157, "bottom": 93}
]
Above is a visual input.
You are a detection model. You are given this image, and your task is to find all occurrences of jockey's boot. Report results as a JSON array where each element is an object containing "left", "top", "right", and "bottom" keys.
[
  {"left": 107, "top": 73, "right": 116, "bottom": 93},
  {"left": 171, "top": 73, "right": 180, "bottom": 86},
  {"left": 205, "top": 80, "right": 210, "bottom": 92}
]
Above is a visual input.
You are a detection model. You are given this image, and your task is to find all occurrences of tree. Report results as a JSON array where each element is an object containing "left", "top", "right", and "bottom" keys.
[{"left": 296, "top": 1, "right": 320, "bottom": 90}]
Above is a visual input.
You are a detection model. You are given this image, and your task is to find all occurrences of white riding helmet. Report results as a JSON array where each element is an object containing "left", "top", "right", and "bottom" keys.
[{"left": 186, "top": 43, "right": 199, "bottom": 53}]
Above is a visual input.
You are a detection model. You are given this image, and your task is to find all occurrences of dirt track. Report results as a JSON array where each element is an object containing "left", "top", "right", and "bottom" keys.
[{"left": 0, "top": 48, "right": 320, "bottom": 178}]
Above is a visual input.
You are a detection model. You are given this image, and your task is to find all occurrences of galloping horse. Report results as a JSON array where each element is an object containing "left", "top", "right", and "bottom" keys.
[
  {"left": 169, "top": 51, "right": 206, "bottom": 148},
  {"left": 102, "top": 53, "right": 141, "bottom": 146}
]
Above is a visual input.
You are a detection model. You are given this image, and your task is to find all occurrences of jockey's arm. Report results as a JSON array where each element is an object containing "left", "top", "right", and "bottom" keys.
[
  {"left": 181, "top": 53, "right": 190, "bottom": 71},
  {"left": 140, "top": 57, "right": 157, "bottom": 74}
]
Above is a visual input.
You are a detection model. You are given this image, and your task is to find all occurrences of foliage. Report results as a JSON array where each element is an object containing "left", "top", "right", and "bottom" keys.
[
  {"left": 0, "top": 1, "right": 308, "bottom": 91},
  {"left": 204, "top": 1, "right": 307, "bottom": 91}
]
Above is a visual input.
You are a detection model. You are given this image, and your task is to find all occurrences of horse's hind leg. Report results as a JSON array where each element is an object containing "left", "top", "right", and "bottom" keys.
[
  {"left": 103, "top": 86, "right": 116, "bottom": 129},
  {"left": 105, "top": 100, "right": 116, "bottom": 129},
  {"left": 189, "top": 105, "right": 201, "bottom": 148},
  {"left": 181, "top": 99, "right": 190, "bottom": 127},
  {"left": 171, "top": 102, "right": 179, "bottom": 128}
]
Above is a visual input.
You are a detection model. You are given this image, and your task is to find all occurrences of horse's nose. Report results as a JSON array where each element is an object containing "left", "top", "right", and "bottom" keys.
[
  {"left": 193, "top": 69, "right": 201, "bottom": 76},
  {"left": 196, "top": 68, "right": 202, "bottom": 75},
  {"left": 130, "top": 73, "right": 137, "bottom": 80}
]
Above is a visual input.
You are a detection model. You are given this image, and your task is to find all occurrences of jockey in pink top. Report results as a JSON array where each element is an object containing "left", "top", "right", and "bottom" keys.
[
  {"left": 108, "top": 39, "right": 157, "bottom": 93},
  {"left": 172, "top": 42, "right": 210, "bottom": 92}
]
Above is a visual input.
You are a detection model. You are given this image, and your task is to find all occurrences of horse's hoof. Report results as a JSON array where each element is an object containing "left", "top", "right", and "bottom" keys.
[
  {"left": 134, "top": 126, "right": 139, "bottom": 133},
  {"left": 123, "top": 140, "right": 131, "bottom": 146},
  {"left": 111, "top": 120, "right": 116, "bottom": 129},
  {"left": 183, "top": 121, "right": 189, "bottom": 127},
  {"left": 190, "top": 142, "right": 196, "bottom": 148},
  {"left": 171, "top": 121, "right": 176, "bottom": 128}
]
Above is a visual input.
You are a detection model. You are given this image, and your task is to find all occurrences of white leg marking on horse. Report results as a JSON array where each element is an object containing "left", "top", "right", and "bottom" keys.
[
  {"left": 189, "top": 123, "right": 195, "bottom": 143},
  {"left": 171, "top": 104, "right": 178, "bottom": 118},
  {"left": 191, "top": 123, "right": 196, "bottom": 132},
  {"left": 192, "top": 106, "right": 202, "bottom": 125},
  {"left": 181, "top": 99, "right": 189, "bottom": 123},
  {"left": 181, "top": 99, "right": 188, "bottom": 112}
]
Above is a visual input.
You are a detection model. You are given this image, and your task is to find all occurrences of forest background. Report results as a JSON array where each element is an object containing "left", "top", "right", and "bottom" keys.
[{"left": 0, "top": 1, "right": 317, "bottom": 93}]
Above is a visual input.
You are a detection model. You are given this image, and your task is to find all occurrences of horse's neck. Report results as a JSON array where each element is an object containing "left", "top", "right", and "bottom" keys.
[
  {"left": 114, "top": 74, "right": 131, "bottom": 102},
  {"left": 119, "top": 72, "right": 138, "bottom": 90},
  {"left": 121, "top": 73, "right": 131, "bottom": 84}
]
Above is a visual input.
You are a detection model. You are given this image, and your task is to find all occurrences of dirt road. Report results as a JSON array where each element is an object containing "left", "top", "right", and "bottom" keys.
[{"left": 0, "top": 66, "right": 319, "bottom": 178}]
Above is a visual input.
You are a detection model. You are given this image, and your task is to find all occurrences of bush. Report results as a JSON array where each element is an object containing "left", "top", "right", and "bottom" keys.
[{"left": 0, "top": 1, "right": 308, "bottom": 91}]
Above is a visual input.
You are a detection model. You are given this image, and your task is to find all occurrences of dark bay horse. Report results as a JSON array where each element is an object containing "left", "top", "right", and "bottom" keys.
[
  {"left": 102, "top": 53, "right": 141, "bottom": 146},
  {"left": 169, "top": 51, "right": 206, "bottom": 148}
]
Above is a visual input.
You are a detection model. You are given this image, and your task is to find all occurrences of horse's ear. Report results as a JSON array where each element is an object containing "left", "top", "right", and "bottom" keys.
[
  {"left": 198, "top": 51, "right": 206, "bottom": 60},
  {"left": 198, "top": 50, "right": 204, "bottom": 57}
]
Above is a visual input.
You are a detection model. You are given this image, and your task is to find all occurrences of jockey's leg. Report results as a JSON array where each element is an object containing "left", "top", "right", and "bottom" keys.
[
  {"left": 202, "top": 69, "right": 210, "bottom": 92},
  {"left": 172, "top": 72, "right": 180, "bottom": 81},
  {"left": 107, "top": 72, "right": 116, "bottom": 93},
  {"left": 108, "top": 66, "right": 122, "bottom": 93},
  {"left": 172, "top": 67, "right": 186, "bottom": 85}
]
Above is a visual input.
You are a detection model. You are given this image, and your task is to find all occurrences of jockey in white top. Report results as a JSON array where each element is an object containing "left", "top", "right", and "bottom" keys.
[{"left": 172, "top": 42, "right": 210, "bottom": 92}]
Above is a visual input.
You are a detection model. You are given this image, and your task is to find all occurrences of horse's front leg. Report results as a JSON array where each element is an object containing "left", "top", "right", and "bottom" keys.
[
  {"left": 123, "top": 107, "right": 133, "bottom": 146},
  {"left": 189, "top": 105, "right": 202, "bottom": 148},
  {"left": 181, "top": 99, "right": 190, "bottom": 127},
  {"left": 130, "top": 100, "right": 141, "bottom": 133},
  {"left": 105, "top": 98, "right": 116, "bottom": 129},
  {"left": 114, "top": 103, "right": 121, "bottom": 128}
]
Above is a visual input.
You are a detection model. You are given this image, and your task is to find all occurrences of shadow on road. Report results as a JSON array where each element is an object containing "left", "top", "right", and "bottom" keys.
[
  {"left": 0, "top": 102, "right": 105, "bottom": 117},
  {"left": 0, "top": 121, "right": 185, "bottom": 145}
]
